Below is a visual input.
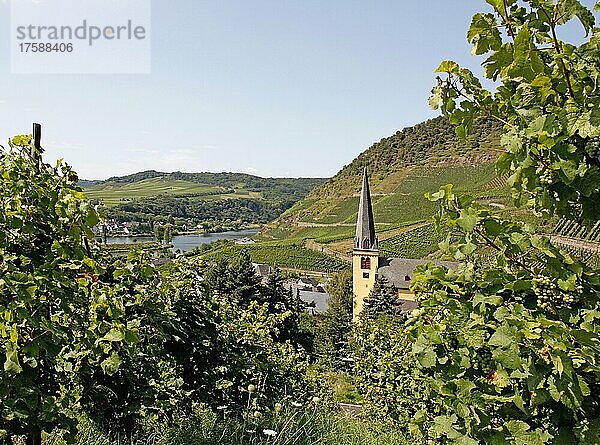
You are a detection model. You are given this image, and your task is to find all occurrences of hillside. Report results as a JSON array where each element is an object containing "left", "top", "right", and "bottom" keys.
[
  {"left": 84, "top": 171, "right": 325, "bottom": 231},
  {"left": 258, "top": 116, "right": 546, "bottom": 261},
  {"left": 312, "top": 116, "right": 500, "bottom": 197}
]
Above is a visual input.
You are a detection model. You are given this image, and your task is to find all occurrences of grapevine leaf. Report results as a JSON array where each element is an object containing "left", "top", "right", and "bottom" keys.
[
  {"left": 419, "top": 348, "right": 437, "bottom": 368},
  {"left": 432, "top": 415, "right": 461, "bottom": 439},
  {"left": 467, "top": 13, "right": 502, "bottom": 55},
  {"left": 506, "top": 420, "right": 552, "bottom": 445},
  {"left": 457, "top": 208, "right": 480, "bottom": 232},
  {"left": 493, "top": 347, "right": 522, "bottom": 370},
  {"left": 436, "top": 60, "right": 460, "bottom": 74},
  {"left": 557, "top": 0, "right": 595, "bottom": 34},
  {"left": 101, "top": 351, "right": 122, "bottom": 375},
  {"left": 452, "top": 435, "right": 479, "bottom": 445},
  {"left": 4, "top": 342, "right": 22, "bottom": 374},
  {"left": 489, "top": 325, "right": 516, "bottom": 348},
  {"left": 102, "top": 328, "right": 125, "bottom": 342}
]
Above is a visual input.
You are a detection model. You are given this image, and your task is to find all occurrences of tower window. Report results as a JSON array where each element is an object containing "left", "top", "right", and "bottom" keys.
[
  {"left": 363, "top": 272, "right": 369, "bottom": 279},
  {"left": 405, "top": 275, "right": 411, "bottom": 281},
  {"left": 360, "top": 257, "right": 371, "bottom": 269}
]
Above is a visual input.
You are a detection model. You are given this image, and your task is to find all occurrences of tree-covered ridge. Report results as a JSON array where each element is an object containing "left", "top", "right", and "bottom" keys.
[
  {"left": 259, "top": 117, "right": 514, "bottom": 260},
  {"left": 84, "top": 171, "right": 326, "bottom": 229},
  {"left": 312, "top": 116, "right": 501, "bottom": 198},
  {"left": 111, "top": 195, "right": 292, "bottom": 225}
]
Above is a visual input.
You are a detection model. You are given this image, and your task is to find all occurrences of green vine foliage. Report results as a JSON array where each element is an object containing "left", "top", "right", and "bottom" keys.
[
  {"left": 355, "top": 1, "right": 600, "bottom": 444},
  {"left": 0, "top": 136, "right": 98, "bottom": 440},
  {"left": 0, "top": 137, "right": 172, "bottom": 442},
  {"left": 0, "top": 137, "right": 317, "bottom": 442},
  {"left": 160, "top": 255, "right": 316, "bottom": 417},
  {"left": 430, "top": 0, "right": 600, "bottom": 220},
  {"left": 76, "top": 251, "right": 181, "bottom": 436}
]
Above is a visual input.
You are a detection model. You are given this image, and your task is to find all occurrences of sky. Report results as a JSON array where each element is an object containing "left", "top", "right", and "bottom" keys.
[{"left": 0, "top": 1, "right": 597, "bottom": 180}]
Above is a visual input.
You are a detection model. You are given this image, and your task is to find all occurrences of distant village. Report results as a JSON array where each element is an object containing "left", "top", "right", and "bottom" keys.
[{"left": 93, "top": 218, "right": 256, "bottom": 239}]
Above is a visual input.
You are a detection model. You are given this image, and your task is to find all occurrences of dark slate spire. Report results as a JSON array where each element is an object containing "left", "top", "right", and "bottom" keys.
[{"left": 354, "top": 167, "right": 378, "bottom": 250}]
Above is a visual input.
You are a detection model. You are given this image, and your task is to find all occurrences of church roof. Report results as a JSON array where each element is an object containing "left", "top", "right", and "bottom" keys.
[
  {"left": 378, "top": 257, "right": 458, "bottom": 290},
  {"left": 354, "top": 167, "right": 378, "bottom": 250}
]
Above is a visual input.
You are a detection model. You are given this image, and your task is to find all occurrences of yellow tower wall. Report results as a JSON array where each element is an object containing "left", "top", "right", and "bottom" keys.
[{"left": 352, "top": 249, "right": 379, "bottom": 322}]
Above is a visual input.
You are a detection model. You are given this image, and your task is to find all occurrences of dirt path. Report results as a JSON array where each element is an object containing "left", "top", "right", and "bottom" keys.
[
  {"left": 339, "top": 403, "right": 363, "bottom": 416},
  {"left": 297, "top": 222, "right": 356, "bottom": 228},
  {"left": 305, "top": 239, "right": 352, "bottom": 262}
]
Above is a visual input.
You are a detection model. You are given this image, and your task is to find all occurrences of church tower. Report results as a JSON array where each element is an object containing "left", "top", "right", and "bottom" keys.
[{"left": 352, "top": 167, "right": 379, "bottom": 322}]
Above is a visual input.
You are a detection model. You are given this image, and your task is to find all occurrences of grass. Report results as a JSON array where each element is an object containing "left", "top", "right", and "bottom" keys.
[
  {"left": 324, "top": 373, "right": 364, "bottom": 405},
  {"left": 84, "top": 178, "right": 256, "bottom": 207},
  {"left": 379, "top": 223, "right": 445, "bottom": 259},
  {"left": 39, "top": 407, "right": 409, "bottom": 445},
  {"left": 198, "top": 244, "right": 350, "bottom": 273},
  {"left": 260, "top": 162, "right": 530, "bottom": 261}
]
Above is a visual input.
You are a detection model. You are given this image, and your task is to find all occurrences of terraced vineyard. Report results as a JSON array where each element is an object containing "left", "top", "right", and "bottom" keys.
[
  {"left": 289, "top": 226, "right": 357, "bottom": 244},
  {"left": 554, "top": 218, "right": 600, "bottom": 242},
  {"left": 198, "top": 243, "right": 350, "bottom": 273},
  {"left": 300, "top": 164, "right": 498, "bottom": 226},
  {"left": 483, "top": 174, "right": 509, "bottom": 191},
  {"left": 261, "top": 161, "right": 506, "bottom": 260},
  {"left": 396, "top": 164, "right": 497, "bottom": 195},
  {"left": 84, "top": 178, "right": 232, "bottom": 207},
  {"left": 547, "top": 218, "right": 600, "bottom": 269},
  {"left": 551, "top": 243, "right": 600, "bottom": 269},
  {"left": 371, "top": 192, "right": 438, "bottom": 226},
  {"left": 379, "top": 223, "right": 445, "bottom": 259}
]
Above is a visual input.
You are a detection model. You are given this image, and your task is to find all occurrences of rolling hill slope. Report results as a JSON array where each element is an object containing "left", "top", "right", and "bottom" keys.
[
  {"left": 84, "top": 171, "right": 325, "bottom": 229},
  {"left": 85, "top": 177, "right": 237, "bottom": 207},
  {"left": 191, "top": 116, "right": 595, "bottom": 272},
  {"left": 257, "top": 116, "right": 545, "bottom": 260}
]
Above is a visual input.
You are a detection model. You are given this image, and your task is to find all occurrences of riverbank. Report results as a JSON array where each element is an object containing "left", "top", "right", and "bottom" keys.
[{"left": 99, "top": 228, "right": 259, "bottom": 253}]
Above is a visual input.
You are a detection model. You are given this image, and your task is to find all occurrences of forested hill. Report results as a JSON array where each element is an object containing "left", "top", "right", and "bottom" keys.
[
  {"left": 84, "top": 171, "right": 325, "bottom": 230},
  {"left": 313, "top": 116, "right": 501, "bottom": 197},
  {"left": 257, "top": 116, "right": 536, "bottom": 260}
]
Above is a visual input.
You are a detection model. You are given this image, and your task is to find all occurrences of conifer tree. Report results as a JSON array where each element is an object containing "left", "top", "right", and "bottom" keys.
[
  {"left": 314, "top": 270, "right": 353, "bottom": 362},
  {"left": 360, "top": 277, "right": 403, "bottom": 321},
  {"left": 163, "top": 225, "right": 172, "bottom": 244}
]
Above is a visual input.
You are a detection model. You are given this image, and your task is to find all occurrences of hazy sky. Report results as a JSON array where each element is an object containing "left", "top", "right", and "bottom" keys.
[{"left": 0, "top": 1, "right": 597, "bottom": 179}]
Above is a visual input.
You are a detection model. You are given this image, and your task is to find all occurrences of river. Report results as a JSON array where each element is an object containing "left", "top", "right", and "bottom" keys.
[{"left": 104, "top": 228, "right": 258, "bottom": 252}]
